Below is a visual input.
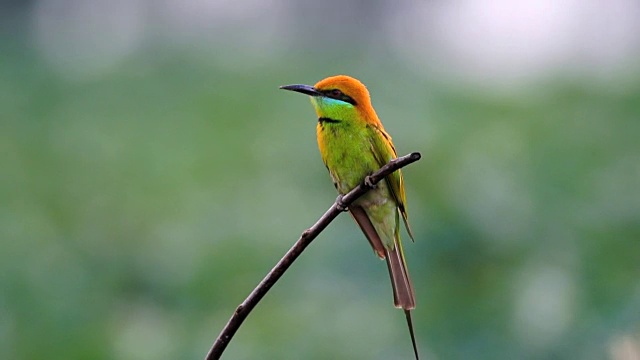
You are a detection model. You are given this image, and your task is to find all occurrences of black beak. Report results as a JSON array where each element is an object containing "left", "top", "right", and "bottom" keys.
[{"left": 279, "top": 84, "right": 323, "bottom": 97}]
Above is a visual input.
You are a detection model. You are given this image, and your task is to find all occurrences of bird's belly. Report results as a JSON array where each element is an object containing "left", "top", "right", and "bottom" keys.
[
  {"left": 355, "top": 182, "right": 391, "bottom": 207},
  {"left": 330, "top": 161, "right": 374, "bottom": 194},
  {"left": 354, "top": 182, "right": 398, "bottom": 247},
  {"left": 321, "top": 131, "right": 378, "bottom": 194}
]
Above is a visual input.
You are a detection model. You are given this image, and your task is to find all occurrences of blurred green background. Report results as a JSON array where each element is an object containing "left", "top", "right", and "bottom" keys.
[{"left": 2, "top": 1, "right": 640, "bottom": 359}]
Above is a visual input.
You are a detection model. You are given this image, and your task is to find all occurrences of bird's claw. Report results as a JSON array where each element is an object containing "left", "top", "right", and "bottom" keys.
[
  {"left": 336, "top": 195, "right": 348, "bottom": 212},
  {"left": 364, "top": 175, "right": 377, "bottom": 189}
]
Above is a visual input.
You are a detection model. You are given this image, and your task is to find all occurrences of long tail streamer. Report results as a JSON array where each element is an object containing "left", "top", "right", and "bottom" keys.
[{"left": 405, "top": 310, "right": 419, "bottom": 359}]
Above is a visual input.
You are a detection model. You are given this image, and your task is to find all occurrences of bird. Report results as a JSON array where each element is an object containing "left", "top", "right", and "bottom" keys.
[{"left": 280, "top": 75, "right": 418, "bottom": 359}]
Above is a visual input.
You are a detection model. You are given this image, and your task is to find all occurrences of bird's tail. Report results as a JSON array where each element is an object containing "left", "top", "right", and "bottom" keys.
[
  {"left": 386, "top": 238, "right": 419, "bottom": 359},
  {"left": 404, "top": 309, "right": 419, "bottom": 359},
  {"left": 349, "top": 205, "right": 419, "bottom": 358},
  {"left": 385, "top": 237, "right": 415, "bottom": 310}
]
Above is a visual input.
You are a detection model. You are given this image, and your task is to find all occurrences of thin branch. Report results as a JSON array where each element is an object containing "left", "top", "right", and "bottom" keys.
[{"left": 205, "top": 152, "right": 422, "bottom": 360}]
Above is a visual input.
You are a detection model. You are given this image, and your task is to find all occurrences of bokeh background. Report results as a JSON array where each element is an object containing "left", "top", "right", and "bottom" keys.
[{"left": 2, "top": 0, "right": 640, "bottom": 359}]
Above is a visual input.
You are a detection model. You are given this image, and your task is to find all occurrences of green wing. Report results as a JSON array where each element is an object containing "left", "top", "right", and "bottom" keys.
[{"left": 367, "top": 124, "right": 415, "bottom": 241}]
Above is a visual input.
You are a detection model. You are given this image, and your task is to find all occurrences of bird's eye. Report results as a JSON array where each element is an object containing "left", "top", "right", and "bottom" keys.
[{"left": 330, "top": 89, "right": 343, "bottom": 97}]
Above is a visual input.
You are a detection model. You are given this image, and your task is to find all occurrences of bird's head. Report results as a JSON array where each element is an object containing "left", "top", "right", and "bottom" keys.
[{"left": 280, "top": 75, "right": 378, "bottom": 125}]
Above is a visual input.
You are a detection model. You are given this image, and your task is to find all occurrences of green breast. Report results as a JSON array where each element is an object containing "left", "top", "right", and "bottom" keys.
[{"left": 318, "top": 121, "right": 379, "bottom": 194}]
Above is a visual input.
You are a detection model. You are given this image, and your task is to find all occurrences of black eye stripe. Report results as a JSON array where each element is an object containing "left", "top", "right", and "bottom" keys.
[{"left": 321, "top": 89, "right": 357, "bottom": 105}]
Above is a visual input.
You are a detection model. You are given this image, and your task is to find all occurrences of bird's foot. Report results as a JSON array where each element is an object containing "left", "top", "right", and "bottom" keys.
[
  {"left": 364, "top": 175, "right": 377, "bottom": 189},
  {"left": 335, "top": 194, "right": 348, "bottom": 212}
]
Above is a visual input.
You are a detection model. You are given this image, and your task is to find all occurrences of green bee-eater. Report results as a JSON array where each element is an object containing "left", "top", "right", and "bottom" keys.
[{"left": 280, "top": 75, "right": 418, "bottom": 358}]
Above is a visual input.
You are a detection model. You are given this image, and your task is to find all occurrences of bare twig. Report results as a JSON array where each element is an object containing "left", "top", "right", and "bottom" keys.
[{"left": 205, "top": 152, "right": 422, "bottom": 360}]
